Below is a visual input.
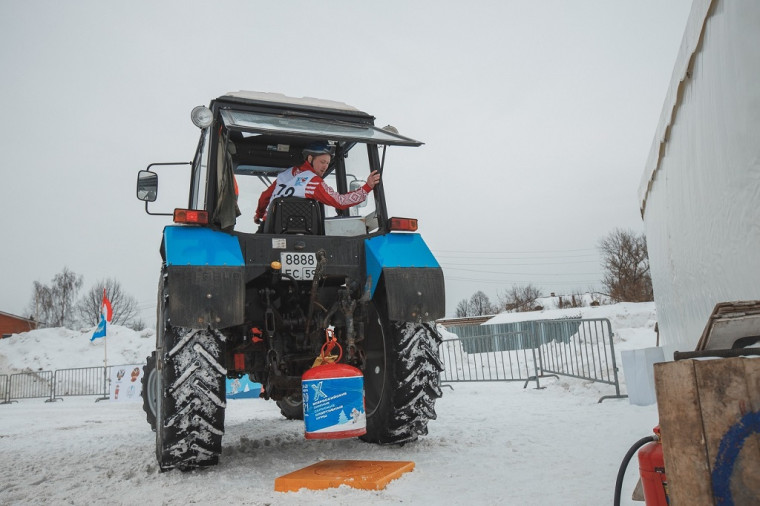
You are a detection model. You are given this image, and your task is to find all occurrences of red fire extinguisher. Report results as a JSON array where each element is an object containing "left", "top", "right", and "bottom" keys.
[
  {"left": 614, "top": 425, "right": 669, "bottom": 506},
  {"left": 638, "top": 426, "right": 669, "bottom": 505}
]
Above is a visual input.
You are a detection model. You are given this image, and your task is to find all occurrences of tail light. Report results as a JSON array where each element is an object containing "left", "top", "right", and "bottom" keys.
[
  {"left": 389, "top": 217, "right": 418, "bottom": 232},
  {"left": 173, "top": 209, "right": 209, "bottom": 225}
]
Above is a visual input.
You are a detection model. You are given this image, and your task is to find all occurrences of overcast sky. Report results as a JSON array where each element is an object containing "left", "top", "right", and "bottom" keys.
[{"left": 0, "top": 0, "right": 692, "bottom": 322}]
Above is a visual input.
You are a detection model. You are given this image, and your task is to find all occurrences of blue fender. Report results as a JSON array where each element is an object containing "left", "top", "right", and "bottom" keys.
[
  {"left": 161, "top": 226, "right": 245, "bottom": 329},
  {"left": 163, "top": 226, "right": 244, "bottom": 266},
  {"left": 365, "top": 233, "right": 445, "bottom": 321}
]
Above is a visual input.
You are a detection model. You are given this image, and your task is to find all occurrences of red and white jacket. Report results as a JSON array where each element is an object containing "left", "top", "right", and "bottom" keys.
[{"left": 255, "top": 161, "right": 372, "bottom": 222}]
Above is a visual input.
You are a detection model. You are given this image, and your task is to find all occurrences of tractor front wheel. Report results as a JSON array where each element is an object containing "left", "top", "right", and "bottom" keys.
[
  {"left": 147, "top": 273, "right": 228, "bottom": 471},
  {"left": 141, "top": 351, "right": 158, "bottom": 431}
]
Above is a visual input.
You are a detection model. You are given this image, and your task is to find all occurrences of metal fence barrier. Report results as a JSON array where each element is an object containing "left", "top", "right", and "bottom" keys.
[
  {"left": 0, "top": 374, "right": 9, "bottom": 404},
  {"left": 441, "top": 318, "right": 627, "bottom": 402},
  {"left": 439, "top": 330, "right": 541, "bottom": 385},
  {"left": 53, "top": 366, "right": 110, "bottom": 400},
  {"left": 5, "top": 371, "right": 55, "bottom": 403},
  {"left": 532, "top": 319, "right": 622, "bottom": 393},
  {"left": 1, "top": 364, "right": 143, "bottom": 404}
]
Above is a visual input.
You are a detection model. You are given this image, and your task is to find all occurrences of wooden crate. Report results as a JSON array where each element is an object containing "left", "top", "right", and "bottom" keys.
[{"left": 654, "top": 357, "right": 760, "bottom": 505}]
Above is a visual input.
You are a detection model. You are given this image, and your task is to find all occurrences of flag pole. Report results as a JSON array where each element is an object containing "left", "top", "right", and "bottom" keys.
[
  {"left": 103, "top": 288, "right": 109, "bottom": 400},
  {"left": 96, "top": 327, "right": 109, "bottom": 402},
  {"left": 104, "top": 321, "right": 108, "bottom": 381},
  {"left": 101, "top": 287, "right": 108, "bottom": 370},
  {"left": 104, "top": 288, "right": 109, "bottom": 392},
  {"left": 95, "top": 288, "right": 110, "bottom": 402}
]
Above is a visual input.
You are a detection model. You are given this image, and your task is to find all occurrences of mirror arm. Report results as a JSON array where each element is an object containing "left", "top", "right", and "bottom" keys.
[{"left": 143, "top": 201, "right": 172, "bottom": 217}]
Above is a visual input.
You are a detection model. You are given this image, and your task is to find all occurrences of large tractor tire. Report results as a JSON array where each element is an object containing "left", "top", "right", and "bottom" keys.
[
  {"left": 147, "top": 274, "right": 228, "bottom": 471},
  {"left": 361, "top": 303, "right": 444, "bottom": 445},
  {"left": 141, "top": 272, "right": 165, "bottom": 432},
  {"left": 276, "top": 393, "right": 304, "bottom": 420},
  {"left": 155, "top": 326, "right": 227, "bottom": 471}
]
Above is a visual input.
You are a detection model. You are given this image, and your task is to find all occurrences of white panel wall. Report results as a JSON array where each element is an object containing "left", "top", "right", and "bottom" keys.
[{"left": 640, "top": 0, "right": 760, "bottom": 357}]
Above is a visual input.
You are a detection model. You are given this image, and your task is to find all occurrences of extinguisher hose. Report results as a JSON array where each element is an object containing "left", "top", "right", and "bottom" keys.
[{"left": 613, "top": 435, "right": 657, "bottom": 506}]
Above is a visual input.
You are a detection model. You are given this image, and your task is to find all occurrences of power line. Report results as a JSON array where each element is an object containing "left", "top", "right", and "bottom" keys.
[
  {"left": 433, "top": 247, "right": 597, "bottom": 253},
  {"left": 435, "top": 251, "right": 600, "bottom": 260},
  {"left": 446, "top": 276, "right": 601, "bottom": 287},
  {"left": 440, "top": 259, "right": 599, "bottom": 266},
  {"left": 443, "top": 267, "right": 601, "bottom": 276}
]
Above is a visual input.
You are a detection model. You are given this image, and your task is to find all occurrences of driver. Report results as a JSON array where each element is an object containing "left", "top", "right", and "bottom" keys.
[{"left": 254, "top": 141, "right": 381, "bottom": 224}]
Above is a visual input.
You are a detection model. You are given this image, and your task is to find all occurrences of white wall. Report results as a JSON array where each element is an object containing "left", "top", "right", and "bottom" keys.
[{"left": 639, "top": 0, "right": 760, "bottom": 357}]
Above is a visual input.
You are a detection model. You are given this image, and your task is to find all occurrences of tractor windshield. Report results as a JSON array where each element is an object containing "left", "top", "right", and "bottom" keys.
[{"left": 232, "top": 141, "right": 378, "bottom": 234}]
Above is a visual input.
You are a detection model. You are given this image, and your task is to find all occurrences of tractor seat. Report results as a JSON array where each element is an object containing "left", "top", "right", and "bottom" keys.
[{"left": 263, "top": 197, "right": 325, "bottom": 235}]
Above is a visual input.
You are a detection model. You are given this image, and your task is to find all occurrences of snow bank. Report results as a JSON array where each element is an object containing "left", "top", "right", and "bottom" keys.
[
  {"left": 0, "top": 303, "right": 657, "bottom": 375},
  {"left": 0, "top": 325, "right": 155, "bottom": 374}
]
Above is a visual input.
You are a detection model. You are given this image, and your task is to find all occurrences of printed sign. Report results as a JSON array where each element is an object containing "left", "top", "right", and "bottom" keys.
[
  {"left": 110, "top": 365, "right": 144, "bottom": 402},
  {"left": 302, "top": 375, "right": 366, "bottom": 437},
  {"left": 226, "top": 376, "right": 262, "bottom": 399}
]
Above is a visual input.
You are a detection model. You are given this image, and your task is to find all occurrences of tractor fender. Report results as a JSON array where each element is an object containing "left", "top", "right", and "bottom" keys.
[
  {"left": 160, "top": 226, "right": 245, "bottom": 329},
  {"left": 365, "top": 233, "right": 445, "bottom": 322}
]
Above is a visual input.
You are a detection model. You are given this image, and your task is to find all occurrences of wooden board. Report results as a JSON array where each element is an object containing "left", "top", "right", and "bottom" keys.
[
  {"left": 654, "top": 357, "right": 760, "bottom": 505},
  {"left": 654, "top": 359, "right": 712, "bottom": 504}
]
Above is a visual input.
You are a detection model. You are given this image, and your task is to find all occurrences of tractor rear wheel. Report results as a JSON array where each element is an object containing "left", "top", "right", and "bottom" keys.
[
  {"left": 361, "top": 303, "right": 444, "bottom": 444},
  {"left": 149, "top": 274, "right": 227, "bottom": 471},
  {"left": 155, "top": 325, "right": 227, "bottom": 471}
]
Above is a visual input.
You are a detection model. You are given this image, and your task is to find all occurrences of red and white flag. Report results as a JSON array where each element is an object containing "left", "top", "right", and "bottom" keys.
[{"left": 101, "top": 288, "right": 113, "bottom": 323}]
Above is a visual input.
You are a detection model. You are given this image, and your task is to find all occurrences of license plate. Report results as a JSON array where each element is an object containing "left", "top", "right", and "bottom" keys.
[{"left": 280, "top": 252, "right": 317, "bottom": 280}]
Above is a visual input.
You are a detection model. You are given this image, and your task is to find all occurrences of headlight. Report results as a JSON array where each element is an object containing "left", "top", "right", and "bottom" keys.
[{"left": 191, "top": 105, "right": 213, "bottom": 129}]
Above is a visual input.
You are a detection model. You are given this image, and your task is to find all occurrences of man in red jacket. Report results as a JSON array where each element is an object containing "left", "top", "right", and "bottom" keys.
[{"left": 254, "top": 142, "right": 381, "bottom": 224}]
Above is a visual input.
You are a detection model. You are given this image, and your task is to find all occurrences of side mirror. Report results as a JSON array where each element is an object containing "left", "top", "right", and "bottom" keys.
[
  {"left": 349, "top": 179, "right": 368, "bottom": 208},
  {"left": 137, "top": 170, "right": 158, "bottom": 202}
]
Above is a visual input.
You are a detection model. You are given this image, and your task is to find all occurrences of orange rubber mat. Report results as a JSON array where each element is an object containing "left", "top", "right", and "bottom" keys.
[{"left": 275, "top": 459, "right": 415, "bottom": 492}]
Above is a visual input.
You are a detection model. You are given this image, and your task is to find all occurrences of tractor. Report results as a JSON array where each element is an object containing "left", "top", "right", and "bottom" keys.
[{"left": 136, "top": 91, "right": 445, "bottom": 471}]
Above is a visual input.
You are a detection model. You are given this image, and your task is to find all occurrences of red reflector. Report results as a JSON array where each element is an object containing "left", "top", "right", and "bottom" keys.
[
  {"left": 234, "top": 353, "right": 245, "bottom": 370},
  {"left": 389, "top": 217, "right": 418, "bottom": 232},
  {"left": 173, "top": 209, "right": 209, "bottom": 224}
]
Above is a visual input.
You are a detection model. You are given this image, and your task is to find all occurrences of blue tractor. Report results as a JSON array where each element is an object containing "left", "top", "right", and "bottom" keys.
[{"left": 136, "top": 91, "right": 445, "bottom": 471}]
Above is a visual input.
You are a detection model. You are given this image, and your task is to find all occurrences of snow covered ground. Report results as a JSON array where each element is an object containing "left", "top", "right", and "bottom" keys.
[{"left": 0, "top": 303, "right": 660, "bottom": 505}]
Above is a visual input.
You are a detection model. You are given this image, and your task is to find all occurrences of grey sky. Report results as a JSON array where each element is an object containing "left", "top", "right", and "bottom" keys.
[{"left": 0, "top": 0, "right": 692, "bottom": 322}]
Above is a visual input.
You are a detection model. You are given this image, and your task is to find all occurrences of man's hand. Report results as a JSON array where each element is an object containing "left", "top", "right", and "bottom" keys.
[
  {"left": 367, "top": 170, "right": 381, "bottom": 189},
  {"left": 254, "top": 213, "right": 262, "bottom": 224}
]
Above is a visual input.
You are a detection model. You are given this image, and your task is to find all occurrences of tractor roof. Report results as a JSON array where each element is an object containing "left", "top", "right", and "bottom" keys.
[{"left": 216, "top": 91, "right": 373, "bottom": 120}]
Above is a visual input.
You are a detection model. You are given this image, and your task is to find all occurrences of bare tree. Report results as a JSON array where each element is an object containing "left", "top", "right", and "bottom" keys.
[
  {"left": 75, "top": 278, "right": 140, "bottom": 326},
  {"left": 53, "top": 267, "right": 83, "bottom": 327},
  {"left": 498, "top": 284, "right": 542, "bottom": 313},
  {"left": 599, "top": 229, "right": 653, "bottom": 302},
  {"left": 27, "top": 267, "right": 83, "bottom": 328},
  {"left": 468, "top": 291, "right": 497, "bottom": 316},
  {"left": 29, "top": 280, "right": 55, "bottom": 326},
  {"left": 455, "top": 298, "right": 471, "bottom": 318}
]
